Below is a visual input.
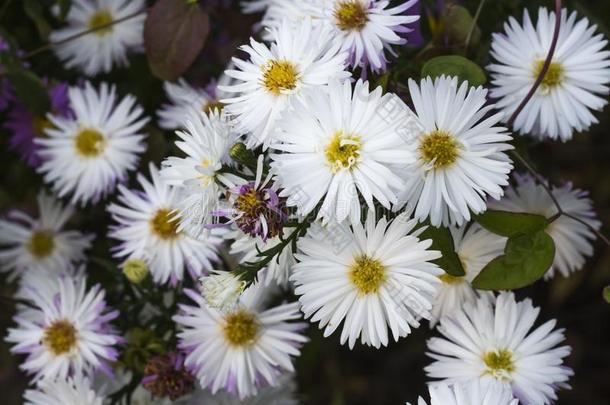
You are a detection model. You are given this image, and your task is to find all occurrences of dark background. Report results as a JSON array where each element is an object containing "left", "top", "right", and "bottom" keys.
[{"left": 1, "top": 0, "right": 609, "bottom": 404}]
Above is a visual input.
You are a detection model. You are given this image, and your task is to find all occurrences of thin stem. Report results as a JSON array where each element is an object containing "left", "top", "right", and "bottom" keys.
[
  {"left": 507, "top": 0, "right": 562, "bottom": 128},
  {"left": 464, "top": 0, "right": 487, "bottom": 51},
  {"left": 23, "top": 9, "right": 146, "bottom": 60},
  {"left": 563, "top": 212, "right": 610, "bottom": 247}
]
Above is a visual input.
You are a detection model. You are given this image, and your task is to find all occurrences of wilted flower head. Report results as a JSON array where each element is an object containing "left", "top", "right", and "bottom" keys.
[{"left": 142, "top": 352, "right": 195, "bottom": 401}]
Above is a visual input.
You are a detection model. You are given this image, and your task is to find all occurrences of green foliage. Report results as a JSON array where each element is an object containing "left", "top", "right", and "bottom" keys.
[
  {"left": 419, "top": 225, "right": 465, "bottom": 277},
  {"left": 421, "top": 55, "right": 487, "bottom": 86},
  {"left": 56, "top": 0, "right": 71, "bottom": 21},
  {"left": 23, "top": 0, "right": 51, "bottom": 39},
  {"left": 604, "top": 286, "right": 610, "bottom": 304},
  {"left": 475, "top": 210, "right": 549, "bottom": 237},
  {"left": 473, "top": 230, "right": 555, "bottom": 290},
  {"left": 442, "top": 4, "right": 481, "bottom": 46},
  {"left": 5, "top": 69, "right": 51, "bottom": 116},
  {"left": 144, "top": 0, "right": 210, "bottom": 81}
]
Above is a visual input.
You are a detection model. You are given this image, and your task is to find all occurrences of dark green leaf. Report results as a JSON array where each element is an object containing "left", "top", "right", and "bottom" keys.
[
  {"left": 603, "top": 286, "right": 610, "bottom": 304},
  {"left": 57, "top": 0, "right": 72, "bottom": 21},
  {"left": 442, "top": 4, "right": 481, "bottom": 46},
  {"left": 6, "top": 69, "right": 50, "bottom": 116},
  {"left": 475, "top": 210, "right": 549, "bottom": 237},
  {"left": 419, "top": 225, "right": 465, "bottom": 277},
  {"left": 24, "top": 0, "right": 52, "bottom": 39},
  {"left": 421, "top": 55, "right": 487, "bottom": 87},
  {"left": 472, "top": 231, "right": 555, "bottom": 290},
  {"left": 144, "top": 0, "right": 210, "bottom": 81}
]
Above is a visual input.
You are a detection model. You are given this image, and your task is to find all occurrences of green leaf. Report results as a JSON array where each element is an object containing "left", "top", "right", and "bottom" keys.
[
  {"left": 603, "top": 286, "right": 610, "bottom": 304},
  {"left": 475, "top": 210, "right": 549, "bottom": 237},
  {"left": 421, "top": 55, "right": 487, "bottom": 87},
  {"left": 144, "top": 0, "right": 210, "bottom": 81},
  {"left": 6, "top": 69, "right": 50, "bottom": 116},
  {"left": 24, "top": 0, "right": 52, "bottom": 39},
  {"left": 442, "top": 4, "right": 481, "bottom": 46},
  {"left": 419, "top": 225, "right": 465, "bottom": 277},
  {"left": 472, "top": 231, "right": 555, "bottom": 290},
  {"left": 56, "top": 0, "right": 72, "bottom": 21}
]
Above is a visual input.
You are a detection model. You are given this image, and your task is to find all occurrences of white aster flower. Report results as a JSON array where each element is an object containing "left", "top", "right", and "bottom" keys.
[
  {"left": 226, "top": 227, "right": 296, "bottom": 287},
  {"left": 425, "top": 291, "right": 573, "bottom": 405},
  {"left": 292, "top": 211, "right": 442, "bottom": 348},
  {"left": 316, "top": 0, "right": 419, "bottom": 72},
  {"left": 0, "top": 191, "right": 93, "bottom": 280},
  {"left": 160, "top": 109, "right": 237, "bottom": 236},
  {"left": 271, "top": 79, "right": 415, "bottom": 223},
  {"left": 221, "top": 20, "right": 349, "bottom": 148},
  {"left": 24, "top": 375, "right": 104, "bottom": 405},
  {"left": 489, "top": 173, "right": 600, "bottom": 279},
  {"left": 430, "top": 224, "right": 505, "bottom": 326},
  {"left": 108, "top": 163, "right": 221, "bottom": 285},
  {"left": 6, "top": 274, "right": 121, "bottom": 381},
  {"left": 488, "top": 8, "right": 610, "bottom": 141},
  {"left": 182, "top": 374, "right": 298, "bottom": 405},
  {"left": 50, "top": 0, "right": 146, "bottom": 76},
  {"left": 200, "top": 270, "right": 247, "bottom": 312},
  {"left": 412, "top": 379, "right": 518, "bottom": 405},
  {"left": 37, "top": 81, "right": 148, "bottom": 205},
  {"left": 174, "top": 282, "right": 307, "bottom": 399},
  {"left": 157, "top": 70, "right": 234, "bottom": 130},
  {"left": 397, "top": 76, "right": 513, "bottom": 227}
]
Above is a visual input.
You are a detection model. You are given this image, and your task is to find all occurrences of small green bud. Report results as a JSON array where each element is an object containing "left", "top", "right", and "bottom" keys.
[
  {"left": 123, "top": 259, "right": 148, "bottom": 284},
  {"left": 603, "top": 286, "right": 610, "bottom": 304},
  {"left": 229, "top": 142, "right": 256, "bottom": 167}
]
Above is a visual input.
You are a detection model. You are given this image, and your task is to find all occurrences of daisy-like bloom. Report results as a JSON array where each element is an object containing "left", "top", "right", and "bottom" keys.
[
  {"left": 226, "top": 227, "right": 296, "bottom": 287},
  {"left": 489, "top": 173, "right": 601, "bottom": 279},
  {"left": 108, "top": 163, "right": 221, "bottom": 285},
  {"left": 161, "top": 109, "right": 238, "bottom": 236},
  {"left": 183, "top": 374, "right": 298, "bottom": 405},
  {"left": 4, "top": 82, "right": 71, "bottom": 167},
  {"left": 316, "top": 0, "right": 419, "bottom": 72},
  {"left": 6, "top": 274, "right": 121, "bottom": 381},
  {"left": 271, "top": 79, "right": 416, "bottom": 223},
  {"left": 221, "top": 20, "right": 349, "bottom": 148},
  {"left": 412, "top": 379, "right": 518, "bottom": 405},
  {"left": 200, "top": 269, "right": 247, "bottom": 312},
  {"left": 425, "top": 292, "right": 573, "bottom": 405},
  {"left": 292, "top": 211, "right": 442, "bottom": 348},
  {"left": 50, "top": 0, "right": 146, "bottom": 76},
  {"left": 157, "top": 70, "right": 233, "bottom": 130},
  {"left": 174, "top": 281, "right": 307, "bottom": 399},
  {"left": 397, "top": 76, "right": 513, "bottom": 227},
  {"left": 488, "top": 8, "right": 610, "bottom": 141},
  {"left": 24, "top": 375, "right": 104, "bottom": 405},
  {"left": 37, "top": 81, "right": 148, "bottom": 205},
  {"left": 430, "top": 224, "right": 505, "bottom": 326},
  {"left": 215, "top": 155, "right": 288, "bottom": 242},
  {"left": 0, "top": 191, "right": 93, "bottom": 280}
]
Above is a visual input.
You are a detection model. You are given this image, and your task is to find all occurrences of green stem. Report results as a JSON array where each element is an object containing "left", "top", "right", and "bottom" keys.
[{"left": 464, "top": 0, "right": 486, "bottom": 52}]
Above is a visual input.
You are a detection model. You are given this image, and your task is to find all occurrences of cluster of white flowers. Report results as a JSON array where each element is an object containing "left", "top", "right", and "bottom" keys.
[{"left": 2, "top": 0, "right": 609, "bottom": 404}]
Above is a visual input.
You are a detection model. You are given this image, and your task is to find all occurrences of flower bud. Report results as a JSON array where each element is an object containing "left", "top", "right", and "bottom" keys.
[
  {"left": 123, "top": 259, "right": 148, "bottom": 284},
  {"left": 200, "top": 270, "right": 246, "bottom": 313}
]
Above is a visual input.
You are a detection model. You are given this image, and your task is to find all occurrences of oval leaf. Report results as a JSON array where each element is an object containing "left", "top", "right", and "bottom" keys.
[
  {"left": 419, "top": 224, "right": 465, "bottom": 277},
  {"left": 144, "top": 0, "right": 210, "bottom": 81},
  {"left": 421, "top": 55, "right": 486, "bottom": 87},
  {"left": 442, "top": 5, "right": 481, "bottom": 46},
  {"left": 6, "top": 69, "right": 50, "bottom": 116},
  {"left": 475, "top": 210, "right": 549, "bottom": 237},
  {"left": 472, "top": 230, "right": 555, "bottom": 290},
  {"left": 603, "top": 286, "right": 610, "bottom": 304}
]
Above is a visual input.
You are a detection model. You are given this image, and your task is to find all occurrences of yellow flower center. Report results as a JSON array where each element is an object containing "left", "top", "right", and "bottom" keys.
[
  {"left": 334, "top": 0, "right": 368, "bottom": 31},
  {"left": 439, "top": 273, "right": 464, "bottom": 284},
  {"left": 43, "top": 320, "right": 78, "bottom": 355},
  {"left": 75, "top": 128, "right": 106, "bottom": 157},
  {"left": 262, "top": 60, "right": 298, "bottom": 96},
  {"left": 33, "top": 116, "right": 54, "bottom": 138},
  {"left": 483, "top": 349, "right": 515, "bottom": 381},
  {"left": 534, "top": 60, "right": 564, "bottom": 91},
  {"left": 325, "top": 131, "right": 361, "bottom": 173},
  {"left": 150, "top": 209, "right": 180, "bottom": 240},
  {"left": 203, "top": 100, "right": 224, "bottom": 114},
  {"left": 222, "top": 310, "right": 260, "bottom": 346},
  {"left": 419, "top": 130, "right": 459, "bottom": 169},
  {"left": 88, "top": 9, "right": 114, "bottom": 36},
  {"left": 349, "top": 255, "right": 386, "bottom": 295},
  {"left": 28, "top": 230, "right": 55, "bottom": 258}
]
